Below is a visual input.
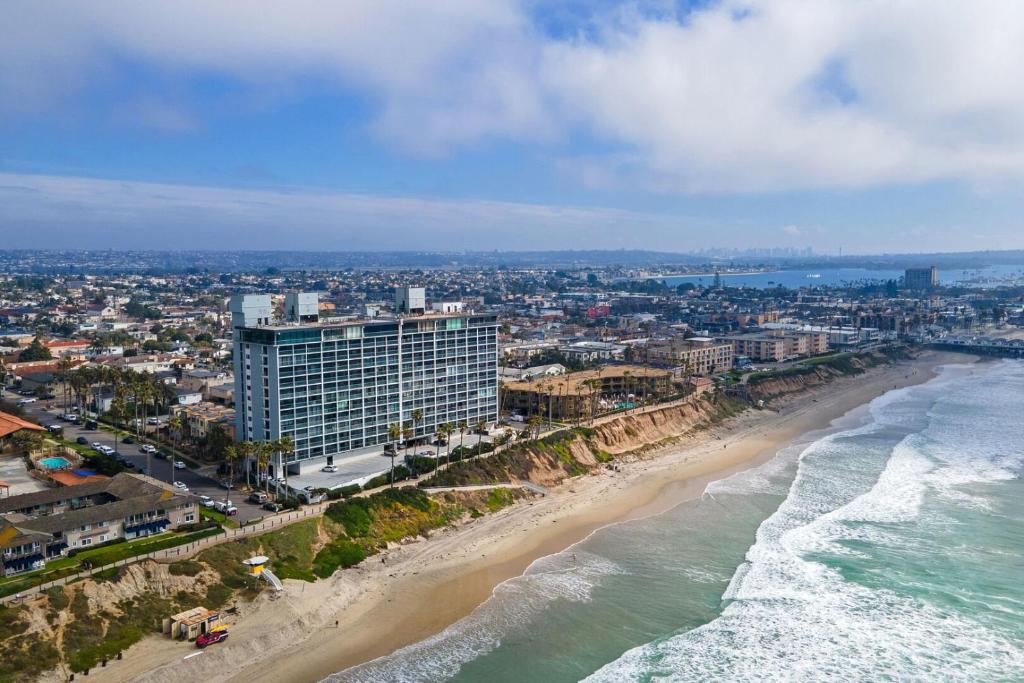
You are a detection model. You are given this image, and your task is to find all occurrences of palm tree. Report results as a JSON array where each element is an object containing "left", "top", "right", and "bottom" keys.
[
  {"left": 442, "top": 422, "right": 456, "bottom": 468},
  {"left": 56, "top": 357, "right": 74, "bottom": 415},
  {"left": 387, "top": 423, "right": 402, "bottom": 488},
  {"left": 434, "top": 427, "right": 444, "bottom": 463},
  {"left": 274, "top": 435, "right": 295, "bottom": 497},
  {"left": 223, "top": 444, "right": 240, "bottom": 505},
  {"left": 402, "top": 423, "right": 414, "bottom": 464},
  {"left": 69, "top": 370, "right": 88, "bottom": 416},
  {"left": 457, "top": 420, "right": 468, "bottom": 458},
  {"left": 167, "top": 414, "right": 184, "bottom": 449},
  {"left": 527, "top": 415, "right": 542, "bottom": 441},
  {"left": 256, "top": 442, "right": 272, "bottom": 493},
  {"left": 497, "top": 379, "right": 507, "bottom": 416},
  {"left": 410, "top": 408, "right": 423, "bottom": 442},
  {"left": 474, "top": 419, "right": 487, "bottom": 458}
]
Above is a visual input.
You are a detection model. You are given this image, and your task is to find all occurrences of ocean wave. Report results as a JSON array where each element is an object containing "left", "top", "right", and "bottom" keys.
[
  {"left": 326, "top": 552, "right": 625, "bottom": 683},
  {"left": 587, "top": 361, "right": 1024, "bottom": 682}
]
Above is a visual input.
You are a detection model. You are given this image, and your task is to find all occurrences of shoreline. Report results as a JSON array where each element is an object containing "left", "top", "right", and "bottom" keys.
[{"left": 93, "top": 351, "right": 967, "bottom": 683}]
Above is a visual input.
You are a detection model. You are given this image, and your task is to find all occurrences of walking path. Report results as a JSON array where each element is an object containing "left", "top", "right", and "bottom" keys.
[{"left": 0, "top": 504, "right": 329, "bottom": 605}]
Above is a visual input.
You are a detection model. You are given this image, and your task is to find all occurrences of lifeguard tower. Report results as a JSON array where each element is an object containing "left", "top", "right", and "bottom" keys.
[{"left": 243, "top": 555, "right": 284, "bottom": 593}]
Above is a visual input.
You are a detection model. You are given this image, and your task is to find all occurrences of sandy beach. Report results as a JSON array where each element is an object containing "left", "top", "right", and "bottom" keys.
[{"left": 87, "top": 351, "right": 967, "bottom": 683}]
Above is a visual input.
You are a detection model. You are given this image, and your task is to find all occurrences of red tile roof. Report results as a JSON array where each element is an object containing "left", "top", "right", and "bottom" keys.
[
  {"left": 49, "top": 471, "right": 109, "bottom": 487},
  {"left": 0, "top": 411, "right": 44, "bottom": 439}
]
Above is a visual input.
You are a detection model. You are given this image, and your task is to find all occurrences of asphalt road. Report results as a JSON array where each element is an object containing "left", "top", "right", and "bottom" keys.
[{"left": 7, "top": 391, "right": 266, "bottom": 523}]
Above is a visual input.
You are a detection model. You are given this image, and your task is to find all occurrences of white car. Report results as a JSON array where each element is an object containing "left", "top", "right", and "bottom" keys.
[
  {"left": 16, "top": 398, "right": 36, "bottom": 405},
  {"left": 140, "top": 444, "right": 157, "bottom": 454},
  {"left": 146, "top": 417, "right": 162, "bottom": 426},
  {"left": 99, "top": 446, "right": 115, "bottom": 456},
  {"left": 321, "top": 465, "right": 338, "bottom": 473},
  {"left": 174, "top": 461, "right": 186, "bottom": 470},
  {"left": 91, "top": 442, "right": 104, "bottom": 451},
  {"left": 198, "top": 495, "right": 214, "bottom": 507},
  {"left": 173, "top": 481, "right": 188, "bottom": 491}
]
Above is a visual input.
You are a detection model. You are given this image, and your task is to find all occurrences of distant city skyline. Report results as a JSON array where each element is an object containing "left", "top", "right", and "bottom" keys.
[{"left": 3, "top": 2, "right": 1024, "bottom": 252}]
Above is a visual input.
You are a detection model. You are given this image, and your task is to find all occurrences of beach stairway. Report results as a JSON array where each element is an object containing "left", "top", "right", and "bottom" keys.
[{"left": 261, "top": 568, "right": 284, "bottom": 592}]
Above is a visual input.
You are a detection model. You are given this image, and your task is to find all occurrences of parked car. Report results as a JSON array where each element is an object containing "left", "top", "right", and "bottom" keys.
[
  {"left": 224, "top": 505, "right": 238, "bottom": 516},
  {"left": 198, "top": 495, "right": 213, "bottom": 507},
  {"left": 146, "top": 417, "right": 162, "bottom": 426},
  {"left": 47, "top": 425, "right": 62, "bottom": 434},
  {"left": 262, "top": 501, "right": 283, "bottom": 513},
  {"left": 212, "top": 500, "right": 231, "bottom": 512},
  {"left": 122, "top": 436, "right": 135, "bottom": 444},
  {"left": 91, "top": 442, "right": 104, "bottom": 451},
  {"left": 62, "top": 413, "right": 78, "bottom": 422},
  {"left": 84, "top": 420, "right": 98, "bottom": 430},
  {"left": 248, "top": 491, "right": 268, "bottom": 504},
  {"left": 174, "top": 460, "right": 186, "bottom": 470},
  {"left": 321, "top": 464, "right": 338, "bottom": 473},
  {"left": 195, "top": 629, "right": 228, "bottom": 648},
  {"left": 173, "top": 481, "right": 188, "bottom": 491},
  {"left": 76, "top": 436, "right": 89, "bottom": 445}
]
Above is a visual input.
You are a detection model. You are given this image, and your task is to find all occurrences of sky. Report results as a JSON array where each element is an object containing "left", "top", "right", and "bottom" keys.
[{"left": 2, "top": 0, "right": 1024, "bottom": 254}]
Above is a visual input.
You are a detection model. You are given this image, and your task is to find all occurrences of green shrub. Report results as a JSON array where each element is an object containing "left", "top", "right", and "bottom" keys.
[
  {"left": 338, "top": 484, "right": 361, "bottom": 498},
  {"left": 325, "top": 499, "right": 372, "bottom": 537},
  {"left": 485, "top": 487, "right": 515, "bottom": 512},
  {"left": 45, "top": 586, "right": 69, "bottom": 611},
  {"left": 92, "top": 567, "right": 121, "bottom": 582},
  {"left": 168, "top": 560, "right": 203, "bottom": 577},
  {"left": 364, "top": 465, "right": 412, "bottom": 490},
  {"left": 204, "top": 583, "right": 234, "bottom": 609},
  {"left": 406, "top": 456, "right": 437, "bottom": 476},
  {"left": 312, "top": 539, "right": 367, "bottom": 578}
]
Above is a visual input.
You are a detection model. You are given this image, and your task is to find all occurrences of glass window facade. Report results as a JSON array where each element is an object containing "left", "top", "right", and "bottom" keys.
[{"left": 235, "top": 316, "right": 498, "bottom": 465}]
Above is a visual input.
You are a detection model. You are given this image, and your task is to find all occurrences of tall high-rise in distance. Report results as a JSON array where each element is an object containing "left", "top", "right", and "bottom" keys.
[{"left": 905, "top": 266, "right": 938, "bottom": 291}]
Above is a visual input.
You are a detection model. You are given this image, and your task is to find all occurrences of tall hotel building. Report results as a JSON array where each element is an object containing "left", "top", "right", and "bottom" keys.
[{"left": 231, "top": 289, "right": 499, "bottom": 474}]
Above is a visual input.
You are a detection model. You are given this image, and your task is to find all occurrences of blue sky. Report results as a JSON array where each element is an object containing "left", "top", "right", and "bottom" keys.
[{"left": 2, "top": 1, "right": 1024, "bottom": 253}]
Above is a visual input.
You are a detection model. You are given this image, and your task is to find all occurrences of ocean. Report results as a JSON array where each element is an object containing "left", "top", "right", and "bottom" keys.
[
  {"left": 659, "top": 264, "right": 1024, "bottom": 289},
  {"left": 327, "top": 360, "right": 1024, "bottom": 682}
]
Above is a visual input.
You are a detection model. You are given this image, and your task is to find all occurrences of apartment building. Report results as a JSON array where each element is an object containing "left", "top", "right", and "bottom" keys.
[
  {"left": 502, "top": 365, "right": 672, "bottom": 420},
  {"left": 231, "top": 290, "right": 499, "bottom": 474},
  {"left": 645, "top": 337, "right": 734, "bottom": 375},
  {"left": 0, "top": 473, "right": 196, "bottom": 576},
  {"left": 171, "top": 401, "right": 236, "bottom": 440},
  {"left": 725, "top": 335, "right": 788, "bottom": 362}
]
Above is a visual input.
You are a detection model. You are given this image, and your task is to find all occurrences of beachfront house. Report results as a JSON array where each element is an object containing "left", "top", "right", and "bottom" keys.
[{"left": 0, "top": 473, "right": 197, "bottom": 577}]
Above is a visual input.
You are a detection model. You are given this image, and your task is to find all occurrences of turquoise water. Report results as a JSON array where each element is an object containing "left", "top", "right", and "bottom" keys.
[
  {"left": 329, "top": 361, "right": 1024, "bottom": 682},
  {"left": 40, "top": 457, "right": 72, "bottom": 470}
]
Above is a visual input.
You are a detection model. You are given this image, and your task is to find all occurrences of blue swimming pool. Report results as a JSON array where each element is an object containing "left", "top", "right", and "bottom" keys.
[{"left": 40, "top": 457, "right": 73, "bottom": 470}]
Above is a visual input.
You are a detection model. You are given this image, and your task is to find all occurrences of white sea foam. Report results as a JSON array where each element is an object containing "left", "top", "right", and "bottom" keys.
[
  {"left": 326, "top": 552, "right": 625, "bottom": 683},
  {"left": 587, "top": 361, "right": 1024, "bottom": 682}
]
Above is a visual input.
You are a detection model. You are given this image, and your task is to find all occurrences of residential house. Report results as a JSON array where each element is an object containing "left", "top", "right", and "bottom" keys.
[{"left": 0, "top": 473, "right": 197, "bottom": 576}]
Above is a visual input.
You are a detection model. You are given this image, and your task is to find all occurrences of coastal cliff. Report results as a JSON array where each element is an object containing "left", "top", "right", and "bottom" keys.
[
  {"left": 423, "top": 394, "right": 747, "bottom": 489},
  {"left": 746, "top": 348, "right": 912, "bottom": 402}
]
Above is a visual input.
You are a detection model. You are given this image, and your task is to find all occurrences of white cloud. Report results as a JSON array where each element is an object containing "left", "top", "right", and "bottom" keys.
[
  {"left": 782, "top": 225, "right": 801, "bottom": 236},
  {"left": 0, "top": 173, "right": 701, "bottom": 250},
  {"left": 3, "top": 1, "right": 1024, "bottom": 192}
]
